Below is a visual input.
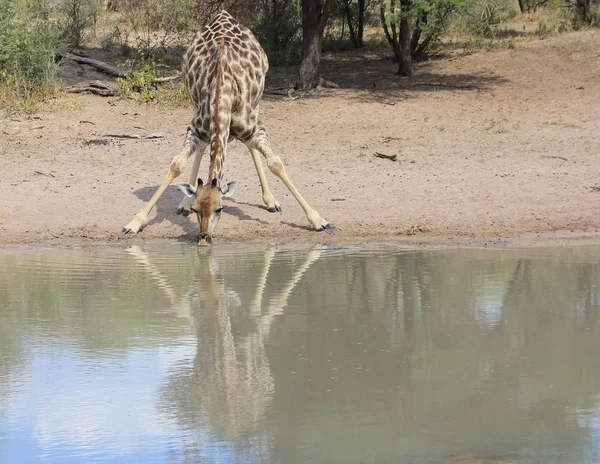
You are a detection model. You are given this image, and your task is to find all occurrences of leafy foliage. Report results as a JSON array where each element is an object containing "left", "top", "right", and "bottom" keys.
[
  {"left": 252, "top": 0, "right": 302, "bottom": 65},
  {"left": 117, "top": 54, "right": 160, "bottom": 102},
  {"left": 0, "top": 0, "right": 62, "bottom": 111},
  {"left": 462, "top": 0, "right": 517, "bottom": 38},
  {"left": 563, "top": 0, "right": 600, "bottom": 26},
  {"left": 115, "top": 0, "right": 199, "bottom": 56},
  {"left": 58, "top": 0, "right": 103, "bottom": 47}
]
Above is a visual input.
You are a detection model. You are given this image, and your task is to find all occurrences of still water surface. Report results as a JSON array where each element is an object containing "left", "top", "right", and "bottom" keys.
[{"left": 1, "top": 243, "right": 600, "bottom": 463}]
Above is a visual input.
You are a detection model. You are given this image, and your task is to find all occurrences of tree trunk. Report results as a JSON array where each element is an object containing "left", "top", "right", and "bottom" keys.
[
  {"left": 357, "top": 0, "right": 365, "bottom": 47},
  {"left": 342, "top": 0, "right": 358, "bottom": 48},
  {"left": 410, "top": 11, "right": 424, "bottom": 56},
  {"left": 397, "top": 0, "right": 414, "bottom": 76},
  {"left": 411, "top": 11, "right": 428, "bottom": 60},
  {"left": 379, "top": 3, "right": 401, "bottom": 62},
  {"left": 518, "top": 0, "right": 537, "bottom": 12},
  {"left": 297, "top": 0, "right": 334, "bottom": 90}
]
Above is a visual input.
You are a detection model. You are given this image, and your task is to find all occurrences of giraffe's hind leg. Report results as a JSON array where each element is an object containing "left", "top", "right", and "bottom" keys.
[
  {"left": 249, "top": 147, "right": 281, "bottom": 213},
  {"left": 176, "top": 143, "right": 208, "bottom": 217},
  {"left": 246, "top": 128, "right": 332, "bottom": 231}
]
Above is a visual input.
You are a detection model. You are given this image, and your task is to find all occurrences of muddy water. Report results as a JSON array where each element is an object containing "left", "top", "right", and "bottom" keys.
[{"left": 1, "top": 244, "right": 600, "bottom": 464}]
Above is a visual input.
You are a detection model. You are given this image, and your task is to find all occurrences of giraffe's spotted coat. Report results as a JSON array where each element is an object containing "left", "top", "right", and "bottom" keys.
[{"left": 183, "top": 11, "right": 268, "bottom": 185}]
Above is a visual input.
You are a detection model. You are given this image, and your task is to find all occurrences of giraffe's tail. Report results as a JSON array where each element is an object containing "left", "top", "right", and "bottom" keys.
[{"left": 208, "top": 36, "right": 232, "bottom": 184}]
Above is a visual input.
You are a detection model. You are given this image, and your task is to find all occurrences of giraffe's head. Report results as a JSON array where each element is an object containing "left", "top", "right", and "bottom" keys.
[{"left": 179, "top": 178, "right": 239, "bottom": 246}]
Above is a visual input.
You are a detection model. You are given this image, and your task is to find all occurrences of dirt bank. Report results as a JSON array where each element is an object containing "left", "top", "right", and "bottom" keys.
[{"left": 1, "top": 31, "right": 599, "bottom": 247}]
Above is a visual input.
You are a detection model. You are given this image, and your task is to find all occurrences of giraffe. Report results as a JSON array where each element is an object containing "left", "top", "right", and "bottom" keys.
[{"left": 122, "top": 10, "right": 332, "bottom": 245}]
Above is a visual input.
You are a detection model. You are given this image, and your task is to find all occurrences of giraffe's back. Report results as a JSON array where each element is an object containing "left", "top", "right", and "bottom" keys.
[{"left": 183, "top": 11, "right": 268, "bottom": 143}]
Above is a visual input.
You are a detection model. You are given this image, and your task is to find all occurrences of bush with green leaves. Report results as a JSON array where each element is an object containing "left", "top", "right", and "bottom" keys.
[
  {"left": 381, "top": 0, "right": 476, "bottom": 72},
  {"left": 117, "top": 55, "right": 160, "bottom": 102},
  {"left": 463, "top": 0, "right": 517, "bottom": 38},
  {"left": 252, "top": 0, "right": 302, "bottom": 65},
  {"left": 563, "top": 0, "right": 600, "bottom": 27},
  {"left": 58, "top": 0, "right": 103, "bottom": 48},
  {"left": 0, "top": 0, "right": 62, "bottom": 109},
  {"left": 116, "top": 0, "right": 198, "bottom": 56}
]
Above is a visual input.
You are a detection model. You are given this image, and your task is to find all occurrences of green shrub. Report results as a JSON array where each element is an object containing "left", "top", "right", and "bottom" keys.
[
  {"left": 464, "top": 0, "right": 516, "bottom": 38},
  {"left": 58, "top": 0, "right": 103, "bottom": 47},
  {"left": 116, "top": 0, "right": 197, "bottom": 56},
  {"left": 252, "top": 0, "right": 302, "bottom": 65},
  {"left": 117, "top": 54, "right": 160, "bottom": 102},
  {"left": 563, "top": 0, "right": 600, "bottom": 27},
  {"left": 0, "top": 0, "right": 62, "bottom": 111}
]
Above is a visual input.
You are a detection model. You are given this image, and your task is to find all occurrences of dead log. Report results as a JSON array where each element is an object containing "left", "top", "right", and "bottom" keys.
[
  {"left": 59, "top": 52, "right": 125, "bottom": 77},
  {"left": 59, "top": 52, "right": 180, "bottom": 84},
  {"left": 66, "top": 80, "right": 118, "bottom": 96},
  {"left": 103, "top": 133, "right": 165, "bottom": 140}
]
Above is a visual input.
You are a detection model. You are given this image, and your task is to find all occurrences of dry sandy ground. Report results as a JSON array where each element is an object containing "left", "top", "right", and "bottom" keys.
[{"left": 1, "top": 30, "right": 599, "bottom": 247}]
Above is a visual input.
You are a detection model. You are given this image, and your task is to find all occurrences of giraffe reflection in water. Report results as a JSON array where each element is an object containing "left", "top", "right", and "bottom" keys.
[{"left": 127, "top": 244, "right": 323, "bottom": 440}]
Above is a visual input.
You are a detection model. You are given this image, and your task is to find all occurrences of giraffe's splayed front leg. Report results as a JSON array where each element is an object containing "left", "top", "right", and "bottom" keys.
[{"left": 249, "top": 148, "right": 281, "bottom": 213}]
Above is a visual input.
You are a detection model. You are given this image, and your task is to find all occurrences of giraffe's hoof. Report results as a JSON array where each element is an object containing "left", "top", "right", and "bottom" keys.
[
  {"left": 122, "top": 215, "right": 147, "bottom": 235},
  {"left": 267, "top": 205, "right": 282, "bottom": 213},
  {"left": 176, "top": 206, "right": 191, "bottom": 217},
  {"left": 320, "top": 223, "right": 334, "bottom": 231}
]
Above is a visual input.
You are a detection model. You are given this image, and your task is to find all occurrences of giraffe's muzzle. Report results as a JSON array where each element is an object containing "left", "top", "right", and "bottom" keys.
[{"left": 198, "top": 233, "right": 213, "bottom": 246}]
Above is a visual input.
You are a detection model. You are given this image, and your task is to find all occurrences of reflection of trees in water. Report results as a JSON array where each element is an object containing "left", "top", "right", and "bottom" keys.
[
  {"left": 0, "top": 248, "right": 201, "bottom": 355},
  {"left": 127, "top": 244, "right": 324, "bottom": 456},
  {"left": 266, "top": 249, "right": 600, "bottom": 462},
  {"left": 2, "top": 246, "right": 600, "bottom": 462},
  {"left": 122, "top": 246, "right": 600, "bottom": 462}
]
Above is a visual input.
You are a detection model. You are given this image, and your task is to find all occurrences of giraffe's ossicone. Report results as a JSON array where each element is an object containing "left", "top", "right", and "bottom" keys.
[{"left": 122, "top": 10, "right": 332, "bottom": 245}]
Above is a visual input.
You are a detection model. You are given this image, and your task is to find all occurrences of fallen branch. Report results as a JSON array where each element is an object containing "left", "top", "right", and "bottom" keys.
[
  {"left": 59, "top": 52, "right": 180, "bottom": 85},
  {"left": 316, "top": 77, "right": 340, "bottom": 89},
  {"left": 374, "top": 152, "right": 398, "bottom": 161},
  {"left": 67, "top": 80, "right": 117, "bottom": 96},
  {"left": 151, "top": 73, "right": 182, "bottom": 83},
  {"left": 542, "top": 155, "right": 568, "bottom": 161},
  {"left": 103, "top": 133, "right": 165, "bottom": 140},
  {"left": 34, "top": 170, "right": 55, "bottom": 178},
  {"left": 265, "top": 89, "right": 291, "bottom": 96},
  {"left": 59, "top": 52, "right": 125, "bottom": 77}
]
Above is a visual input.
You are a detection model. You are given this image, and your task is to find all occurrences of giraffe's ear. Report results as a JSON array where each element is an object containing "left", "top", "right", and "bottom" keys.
[
  {"left": 196, "top": 178, "right": 203, "bottom": 188},
  {"left": 221, "top": 181, "right": 240, "bottom": 199},
  {"left": 179, "top": 183, "right": 197, "bottom": 198}
]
